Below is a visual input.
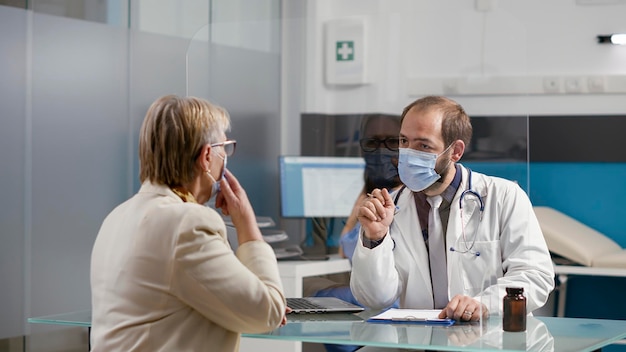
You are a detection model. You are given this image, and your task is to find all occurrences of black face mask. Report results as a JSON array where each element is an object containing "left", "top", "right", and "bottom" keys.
[{"left": 363, "top": 149, "right": 400, "bottom": 192}]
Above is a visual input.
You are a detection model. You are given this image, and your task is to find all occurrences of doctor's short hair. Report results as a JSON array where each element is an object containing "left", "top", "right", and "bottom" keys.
[
  {"left": 138, "top": 94, "right": 231, "bottom": 186},
  {"left": 400, "top": 95, "right": 472, "bottom": 148}
]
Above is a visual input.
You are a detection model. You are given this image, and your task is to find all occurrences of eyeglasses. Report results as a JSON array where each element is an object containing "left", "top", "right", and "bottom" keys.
[
  {"left": 210, "top": 140, "right": 237, "bottom": 157},
  {"left": 359, "top": 137, "right": 400, "bottom": 152}
]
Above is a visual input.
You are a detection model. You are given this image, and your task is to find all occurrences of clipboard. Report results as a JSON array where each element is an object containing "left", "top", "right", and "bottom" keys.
[{"left": 366, "top": 308, "right": 455, "bottom": 326}]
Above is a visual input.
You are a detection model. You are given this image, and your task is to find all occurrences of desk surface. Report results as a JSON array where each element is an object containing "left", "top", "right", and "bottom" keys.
[
  {"left": 28, "top": 310, "right": 626, "bottom": 352},
  {"left": 277, "top": 254, "right": 351, "bottom": 277}
]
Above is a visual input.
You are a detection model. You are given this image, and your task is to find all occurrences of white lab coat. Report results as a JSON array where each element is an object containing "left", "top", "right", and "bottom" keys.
[{"left": 350, "top": 165, "right": 555, "bottom": 315}]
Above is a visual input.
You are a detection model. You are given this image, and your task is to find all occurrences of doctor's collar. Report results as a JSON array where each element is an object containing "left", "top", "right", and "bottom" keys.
[{"left": 437, "top": 164, "right": 462, "bottom": 204}]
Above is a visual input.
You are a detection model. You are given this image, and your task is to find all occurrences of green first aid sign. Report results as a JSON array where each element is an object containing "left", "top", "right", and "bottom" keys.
[{"left": 336, "top": 41, "right": 354, "bottom": 61}]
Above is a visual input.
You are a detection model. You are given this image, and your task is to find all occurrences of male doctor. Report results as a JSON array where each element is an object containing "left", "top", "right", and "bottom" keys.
[{"left": 351, "top": 96, "right": 554, "bottom": 322}]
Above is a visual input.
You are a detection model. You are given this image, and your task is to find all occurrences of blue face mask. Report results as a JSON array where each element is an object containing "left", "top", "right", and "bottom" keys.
[
  {"left": 398, "top": 145, "right": 451, "bottom": 192},
  {"left": 208, "top": 153, "right": 227, "bottom": 200},
  {"left": 363, "top": 149, "right": 399, "bottom": 190}
]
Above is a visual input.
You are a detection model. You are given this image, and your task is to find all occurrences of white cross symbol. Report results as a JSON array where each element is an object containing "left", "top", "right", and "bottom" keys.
[{"left": 337, "top": 42, "right": 353, "bottom": 60}]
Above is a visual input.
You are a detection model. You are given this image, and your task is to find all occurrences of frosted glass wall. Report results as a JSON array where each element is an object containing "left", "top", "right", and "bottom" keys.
[
  {"left": 0, "top": 5, "right": 27, "bottom": 340},
  {"left": 0, "top": 1, "right": 282, "bottom": 342},
  {"left": 28, "top": 12, "right": 133, "bottom": 320}
]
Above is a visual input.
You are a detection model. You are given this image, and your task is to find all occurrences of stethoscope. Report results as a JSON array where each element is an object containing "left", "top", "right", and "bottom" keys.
[
  {"left": 449, "top": 168, "right": 484, "bottom": 256},
  {"left": 392, "top": 168, "right": 485, "bottom": 256}
]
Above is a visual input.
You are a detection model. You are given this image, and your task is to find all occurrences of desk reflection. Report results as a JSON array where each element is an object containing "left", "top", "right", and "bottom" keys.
[
  {"left": 349, "top": 317, "right": 554, "bottom": 352},
  {"left": 28, "top": 310, "right": 626, "bottom": 352}
]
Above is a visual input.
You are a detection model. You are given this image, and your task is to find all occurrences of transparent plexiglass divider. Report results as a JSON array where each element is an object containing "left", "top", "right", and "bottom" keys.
[
  {"left": 186, "top": 24, "right": 211, "bottom": 99},
  {"left": 450, "top": 114, "right": 534, "bottom": 349}
]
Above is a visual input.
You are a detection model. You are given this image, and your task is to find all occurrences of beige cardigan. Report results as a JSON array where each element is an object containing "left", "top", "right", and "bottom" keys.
[{"left": 90, "top": 182, "right": 285, "bottom": 351}]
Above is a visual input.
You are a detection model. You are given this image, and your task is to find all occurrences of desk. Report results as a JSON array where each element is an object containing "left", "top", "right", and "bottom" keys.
[
  {"left": 553, "top": 265, "right": 626, "bottom": 318},
  {"left": 28, "top": 256, "right": 352, "bottom": 352},
  {"left": 29, "top": 310, "right": 626, "bottom": 352},
  {"left": 277, "top": 255, "right": 351, "bottom": 297}
]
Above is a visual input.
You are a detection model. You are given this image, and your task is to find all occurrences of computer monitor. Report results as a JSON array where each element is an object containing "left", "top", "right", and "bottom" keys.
[{"left": 279, "top": 156, "right": 365, "bottom": 218}]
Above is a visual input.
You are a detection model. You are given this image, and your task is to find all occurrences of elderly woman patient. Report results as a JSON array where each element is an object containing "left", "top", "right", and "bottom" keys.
[{"left": 90, "top": 95, "right": 286, "bottom": 351}]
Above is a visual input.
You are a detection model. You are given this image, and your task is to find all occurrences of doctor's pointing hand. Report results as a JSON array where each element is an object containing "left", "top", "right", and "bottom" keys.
[{"left": 357, "top": 188, "right": 395, "bottom": 241}]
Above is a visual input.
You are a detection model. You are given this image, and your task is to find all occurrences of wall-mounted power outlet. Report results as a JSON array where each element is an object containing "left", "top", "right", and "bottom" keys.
[
  {"left": 564, "top": 77, "right": 584, "bottom": 93},
  {"left": 587, "top": 76, "right": 606, "bottom": 92},
  {"left": 543, "top": 77, "right": 561, "bottom": 93}
]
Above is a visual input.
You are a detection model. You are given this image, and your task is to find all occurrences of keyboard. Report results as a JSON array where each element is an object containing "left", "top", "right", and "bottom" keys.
[
  {"left": 287, "top": 298, "right": 325, "bottom": 310},
  {"left": 286, "top": 297, "right": 365, "bottom": 314}
]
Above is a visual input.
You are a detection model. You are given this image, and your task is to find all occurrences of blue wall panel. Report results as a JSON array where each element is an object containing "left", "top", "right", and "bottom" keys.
[
  {"left": 529, "top": 162, "right": 626, "bottom": 247},
  {"left": 465, "top": 160, "right": 626, "bottom": 330}
]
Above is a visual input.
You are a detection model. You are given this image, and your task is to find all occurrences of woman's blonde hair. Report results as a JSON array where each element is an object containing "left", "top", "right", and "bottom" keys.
[{"left": 139, "top": 95, "right": 230, "bottom": 186}]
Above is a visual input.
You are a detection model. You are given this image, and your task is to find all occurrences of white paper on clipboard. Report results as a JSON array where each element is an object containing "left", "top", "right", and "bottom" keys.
[{"left": 367, "top": 309, "right": 454, "bottom": 325}]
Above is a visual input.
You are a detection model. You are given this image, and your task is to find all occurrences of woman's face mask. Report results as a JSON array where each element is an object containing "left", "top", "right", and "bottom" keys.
[
  {"left": 397, "top": 144, "right": 452, "bottom": 192},
  {"left": 208, "top": 152, "right": 227, "bottom": 200},
  {"left": 363, "top": 149, "right": 399, "bottom": 190}
]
